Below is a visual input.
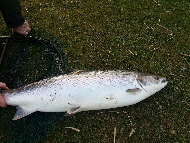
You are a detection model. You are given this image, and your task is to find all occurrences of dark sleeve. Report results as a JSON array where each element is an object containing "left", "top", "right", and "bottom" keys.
[{"left": 0, "top": 0, "right": 25, "bottom": 28}]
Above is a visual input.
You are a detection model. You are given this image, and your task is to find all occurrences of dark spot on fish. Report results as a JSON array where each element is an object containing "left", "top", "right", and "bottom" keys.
[
  {"left": 106, "top": 98, "right": 108, "bottom": 99},
  {"left": 68, "top": 103, "right": 72, "bottom": 105}
]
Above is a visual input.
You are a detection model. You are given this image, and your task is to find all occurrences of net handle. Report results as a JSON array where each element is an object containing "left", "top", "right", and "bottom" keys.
[{"left": 0, "top": 38, "right": 8, "bottom": 66}]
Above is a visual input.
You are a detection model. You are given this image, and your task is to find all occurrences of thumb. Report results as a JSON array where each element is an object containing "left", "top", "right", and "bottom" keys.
[{"left": 0, "top": 82, "right": 9, "bottom": 90}]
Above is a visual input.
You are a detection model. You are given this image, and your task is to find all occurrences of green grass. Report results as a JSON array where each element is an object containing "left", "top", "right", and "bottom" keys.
[{"left": 0, "top": 0, "right": 189, "bottom": 142}]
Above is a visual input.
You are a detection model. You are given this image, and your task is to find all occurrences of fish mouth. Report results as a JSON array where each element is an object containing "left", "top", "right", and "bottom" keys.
[
  {"left": 159, "top": 78, "right": 167, "bottom": 85},
  {"left": 161, "top": 78, "right": 167, "bottom": 83}
]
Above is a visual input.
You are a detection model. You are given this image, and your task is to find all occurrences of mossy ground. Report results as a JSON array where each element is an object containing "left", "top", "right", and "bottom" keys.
[{"left": 0, "top": 0, "right": 189, "bottom": 142}]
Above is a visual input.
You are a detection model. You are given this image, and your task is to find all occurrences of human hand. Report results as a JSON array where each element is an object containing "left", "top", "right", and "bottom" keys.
[
  {"left": 0, "top": 82, "right": 9, "bottom": 90},
  {"left": 12, "top": 20, "right": 31, "bottom": 35},
  {"left": 0, "top": 82, "right": 9, "bottom": 107}
]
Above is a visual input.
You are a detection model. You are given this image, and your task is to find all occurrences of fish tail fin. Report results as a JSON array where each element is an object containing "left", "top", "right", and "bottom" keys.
[{"left": 0, "top": 94, "right": 7, "bottom": 107}]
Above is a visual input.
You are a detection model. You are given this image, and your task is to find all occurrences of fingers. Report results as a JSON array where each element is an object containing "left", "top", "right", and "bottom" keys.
[
  {"left": 0, "top": 82, "right": 9, "bottom": 90},
  {"left": 0, "top": 82, "right": 8, "bottom": 107},
  {"left": 12, "top": 20, "right": 31, "bottom": 35},
  {"left": 0, "top": 94, "right": 7, "bottom": 107}
]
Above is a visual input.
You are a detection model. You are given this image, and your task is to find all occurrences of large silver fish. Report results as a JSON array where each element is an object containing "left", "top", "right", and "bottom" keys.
[{"left": 0, "top": 70, "right": 167, "bottom": 120}]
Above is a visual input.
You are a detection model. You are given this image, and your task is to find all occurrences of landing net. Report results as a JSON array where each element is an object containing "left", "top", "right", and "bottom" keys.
[{"left": 0, "top": 28, "right": 67, "bottom": 143}]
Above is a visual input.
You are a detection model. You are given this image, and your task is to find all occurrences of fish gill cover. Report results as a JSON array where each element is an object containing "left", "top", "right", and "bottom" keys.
[{"left": 0, "top": 28, "right": 67, "bottom": 143}]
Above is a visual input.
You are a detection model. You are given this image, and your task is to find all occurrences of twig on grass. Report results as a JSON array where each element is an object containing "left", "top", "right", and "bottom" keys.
[
  {"left": 114, "top": 127, "right": 116, "bottom": 143},
  {"left": 157, "top": 19, "right": 173, "bottom": 33},
  {"left": 179, "top": 53, "right": 190, "bottom": 57},
  {"left": 65, "top": 127, "right": 80, "bottom": 132}
]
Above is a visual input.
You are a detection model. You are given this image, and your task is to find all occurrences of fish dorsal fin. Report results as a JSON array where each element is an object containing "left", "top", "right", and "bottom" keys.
[
  {"left": 68, "top": 69, "right": 83, "bottom": 74},
  {"left": 64, "top": 106, "right": 81, "bottom": 117},
  {"left": 12, "top": 106, "right": 34, "bottom": 120},
  {"left": 125, "top": 88, "right": 142, "bottom": 95}
]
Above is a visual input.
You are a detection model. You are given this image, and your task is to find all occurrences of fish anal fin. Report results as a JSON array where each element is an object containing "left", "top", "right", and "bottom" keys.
[
  {"left": 126, "top": 88, "right": 142, "bottom": 95},
  {"left": 64, "top": 106, "right": 81, "bottom": 117},
  {"left": 12, "top": 106, "right": 34, "bottom": 120}
]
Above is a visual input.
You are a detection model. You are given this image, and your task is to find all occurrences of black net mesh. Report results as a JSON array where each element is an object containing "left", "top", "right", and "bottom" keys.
[{"left": 0, "top": 28, "right": 67, "bottom": 143}]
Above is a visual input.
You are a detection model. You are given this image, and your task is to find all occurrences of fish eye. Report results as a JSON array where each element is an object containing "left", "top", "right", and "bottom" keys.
[{"left": 153, "top": 76, "right": 160, "bottom": 80}]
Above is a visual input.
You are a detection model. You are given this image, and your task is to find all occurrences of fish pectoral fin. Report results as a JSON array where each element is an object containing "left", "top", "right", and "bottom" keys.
[
  {"left": 126, "top": 88, "right": 142, "bottom": 92},
  {"left": 125, "top": 88, "right": 142, "bottom": 95},
  {"left": 13, "top": 106, "right": 34, "bottom": 120},
  {"left": 64, "top": 106, "right": 81, "bottom": 117}
]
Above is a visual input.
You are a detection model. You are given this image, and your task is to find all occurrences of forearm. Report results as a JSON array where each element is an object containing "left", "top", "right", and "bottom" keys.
[{"left": 0, "top": 0, "right": 25, "bottom": 28}]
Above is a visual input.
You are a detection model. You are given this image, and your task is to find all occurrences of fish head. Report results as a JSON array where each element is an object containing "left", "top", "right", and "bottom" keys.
[{"left": 137, "top": 74, "right": 168, "bottom": 95}]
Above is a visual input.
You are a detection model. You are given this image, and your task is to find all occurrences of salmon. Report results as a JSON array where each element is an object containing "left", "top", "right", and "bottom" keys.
[{"left": 0, "top": 70, "right": 168, "bottom": 120}]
